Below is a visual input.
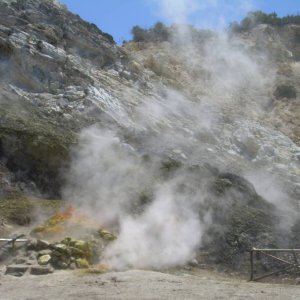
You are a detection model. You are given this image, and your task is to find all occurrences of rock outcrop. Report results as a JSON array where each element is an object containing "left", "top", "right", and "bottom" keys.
[
  {"left": 0, "top": 0, "right": 140, "bottom": 196},
  {"left": 0, "top": 0, "right": 299, "bottom": 197}
]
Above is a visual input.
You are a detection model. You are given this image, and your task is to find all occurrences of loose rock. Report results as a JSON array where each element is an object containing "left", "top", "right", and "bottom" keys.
[
  {"left": 5, "top": 265, "right": 29, "bottom": 277},
  {"left": 38, "top": 254, "right": 51, "bottom": 265},
  {"left": 30, "top": 265, "right": 54, "bottom": 275}
]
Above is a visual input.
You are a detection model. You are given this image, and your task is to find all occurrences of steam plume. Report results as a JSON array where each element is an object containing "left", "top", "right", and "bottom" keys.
[{"left": 63, "top": 0, "right": 299, "bottom": 269}]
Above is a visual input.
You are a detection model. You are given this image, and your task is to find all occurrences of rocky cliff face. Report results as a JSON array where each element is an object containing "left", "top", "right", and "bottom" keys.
[
  {"left": 0, "top": 0, "right": 144, "bottom": 196},
  {"left": 1, "top": 0, "right": 300, "bottom": 268}
]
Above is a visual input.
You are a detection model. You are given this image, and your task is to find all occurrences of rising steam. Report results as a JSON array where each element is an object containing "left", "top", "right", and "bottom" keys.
[
  {"left": 150, "top": 0, "right": 200, "bottom": 23},
  {"left": 63, "top": 0, "right": 299, "bottom": 269}
]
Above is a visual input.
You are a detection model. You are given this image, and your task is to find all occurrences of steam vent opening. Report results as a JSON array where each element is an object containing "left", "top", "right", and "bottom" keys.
[
  {"left": 0, "top": 42, "right": 13, "bottom": 60},
  {"left": 274, "top": 84, "right": 297, "bottom": 100},
  {"left": 1, "top": 0, "right": 300, "bottom": 297}
]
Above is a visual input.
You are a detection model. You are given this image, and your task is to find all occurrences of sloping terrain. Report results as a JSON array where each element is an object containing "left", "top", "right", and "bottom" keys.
[{"left": 0, "top": 0, "right": 300, "bottom": 275}]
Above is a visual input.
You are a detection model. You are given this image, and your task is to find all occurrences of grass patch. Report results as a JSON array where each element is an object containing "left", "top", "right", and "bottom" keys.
[{"left": 0, "top": 196, "right": 63, "bottom": 226}]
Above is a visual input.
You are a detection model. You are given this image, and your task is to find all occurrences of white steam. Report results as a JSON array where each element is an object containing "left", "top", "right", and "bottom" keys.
[
  {"left": 64, "top": 128, "right": 150, "bottom": 227},
  {"left": 150, "top": 0, "right": 256, "bottom": 28},
  {"left": 105, "top": 183, "right": 203, "bottom": 269},
  {"left": 64, "top": 127, "right": 207, "bottom": 269},
  {"left": 64, "top": 36, "right": 272, "bottom": 269},
  {"left": 62, "top": 0, "right": 299, "bottom": 269},
  {"left": 245, "top": 170, "right": 299, "bottom": 231},
  {"left": 150, "top": 0, "right": 200, "bottom": 23}
]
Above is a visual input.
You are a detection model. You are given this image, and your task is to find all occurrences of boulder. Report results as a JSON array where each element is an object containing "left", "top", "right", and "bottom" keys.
[
  {"left": 48, "top": 237, "right": 100, "bottom": 269},
  {"left": 50, "top": 243, "right": 69, "bottom": 255},
  {"left": 30, "top": 265, "right": 54, "bottom": 275},
  {"left": 5, "top": 265, "right": 29, "bottom": 276},
  {"left": 54, "top": 261, "right": 68, "bottom": 269},
  {"left": 97, "top": 229, "right": 117, "bottom": 241},
  {"left": 202, "top": 173, "right": 279, "bottom": 268},
  {"left": 37, "top": 254, "right": 51, "bottom": 265},
  {"left": 61, "top": 237, "right": 96, "bottom": 262},
  {"left": 75, "top": 258, "right": 90, "bottom": 269},
  {"left": 26, "top": 239, "right": 50, "bottom": 251}
]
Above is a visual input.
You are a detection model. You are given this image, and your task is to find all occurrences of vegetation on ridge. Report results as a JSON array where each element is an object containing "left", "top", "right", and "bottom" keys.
[
  {"left": 230, "top": 11, "right": 300, "bottom": 32},
  {"left": 130, "top": 22, "right": 214, "bottom": 43},
  {"left": 130, "top": 11, "right": 300, "bottom": 42}
]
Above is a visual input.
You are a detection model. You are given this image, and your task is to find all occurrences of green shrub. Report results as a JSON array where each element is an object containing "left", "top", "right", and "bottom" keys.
[
  {"left": 230, "top": 11, "right": 300, "bottom": 32},
  {"left": 131, "top": 22, "right": 215, "bottom": 44},
  {"left": 131, "top": 22, "right": 170, "bottom": 43}
]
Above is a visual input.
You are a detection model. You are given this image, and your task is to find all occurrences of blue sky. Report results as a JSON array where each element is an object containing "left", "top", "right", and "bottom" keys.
[{"left": 59, "top": 0, "right": 300, "bottom": 44}]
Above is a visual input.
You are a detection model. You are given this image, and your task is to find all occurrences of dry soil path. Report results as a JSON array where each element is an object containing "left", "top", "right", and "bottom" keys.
[{"left": 1, "top": 268, "right": 300, "bottom": 300}]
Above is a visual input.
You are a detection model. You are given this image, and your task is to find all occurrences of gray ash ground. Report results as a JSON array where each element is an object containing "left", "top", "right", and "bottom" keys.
[{"left": 1, "top": 268, "right": 300, "bottom": 300}]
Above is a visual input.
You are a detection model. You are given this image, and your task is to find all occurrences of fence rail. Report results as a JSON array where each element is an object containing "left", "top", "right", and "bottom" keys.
[
  {"left": 250, "top": 248, "right": 300, "bottom": 281},
  {"left": 0, "top": 234, "right": 28, "bottom": 251}
]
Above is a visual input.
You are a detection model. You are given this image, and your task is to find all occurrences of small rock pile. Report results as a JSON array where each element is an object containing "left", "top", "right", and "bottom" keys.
[
  {"left": 43, "top": 237, "right": 99, "bottom": 270},
  {"left": 3, "top": 231, "right": 116, "bottom": 276},
  {"left": 1, "top": 206, "right": 117, "bottom": 276},
  {"left": 3, "top": 239, "right": 53, "bottom": 277}
]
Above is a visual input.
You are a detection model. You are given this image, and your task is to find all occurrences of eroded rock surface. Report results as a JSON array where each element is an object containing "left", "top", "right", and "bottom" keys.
[{"left": 0, "top": 0, "right": 300, "bottom": 271}]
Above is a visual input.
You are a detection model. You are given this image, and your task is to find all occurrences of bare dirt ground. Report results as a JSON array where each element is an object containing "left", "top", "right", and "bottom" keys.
[{"left": 1, "top": 267, "right": 300, "bottom": 300}]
